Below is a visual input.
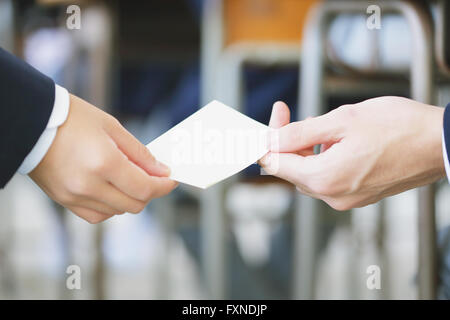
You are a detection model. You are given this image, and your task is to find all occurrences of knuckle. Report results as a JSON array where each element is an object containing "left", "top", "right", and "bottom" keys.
[
  {"left": 88, "top": 151, "right": 113, "bottom": 174},
  {"left": 294, "top": 120, "right": 307, "bottom": 141},
  {"left": 140, "top": 185, "right": 155, "bottom": 202},
  {"left": 328, "top": 199, "right": 352, "bottom": 212},
  {"left": 348, "top": 179, "right": 362, "bottom": 195},
  {"left": 58, "top": 190, "right": 76, "bottom": 205},
  {"left": 309, "top": 174, "right": 337, "bottom": 197},
  {"left": 106, "top": 115, "right": 121, "bottom": 129},
  {"left": 67, "top": 177, "right": 91, "bottom": 197},
  {"left": 339, "top": 104, "right": 358, "bottom": 119},
  {"left": 128, "top": 201, "right": 146, "bottom": 214},
  {"left": 308, "top": 161, "right": 345, "bottom": 197},
  {"left": 86, "top": 215, "right": 107, "bottom": 224},
  {"left": 337, "top": 104, "right": 351, "bottom": 113},
  {"left": 311, "top": 181, "right": 331, "bottom": 196}
]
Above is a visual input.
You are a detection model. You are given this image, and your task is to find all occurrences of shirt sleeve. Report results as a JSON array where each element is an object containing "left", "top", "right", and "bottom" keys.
[
  {"left": 17, "top": 84, "right": 70, "bottom": 174},
  {"left": 442, "top": 104, "right": 450, "bottom": 183},
  {"left": 0, "top": 47, "right": 55, "bottom": 188}
]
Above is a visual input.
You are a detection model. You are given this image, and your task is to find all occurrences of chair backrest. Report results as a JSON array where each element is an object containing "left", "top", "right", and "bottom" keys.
[{"left": 224, "top": 0, "right": 319, "bottom": 45}]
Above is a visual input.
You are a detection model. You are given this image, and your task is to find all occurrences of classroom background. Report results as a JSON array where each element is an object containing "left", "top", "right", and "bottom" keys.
[{"left": 1, "top": 0, "right": 450, "bottom": 300}]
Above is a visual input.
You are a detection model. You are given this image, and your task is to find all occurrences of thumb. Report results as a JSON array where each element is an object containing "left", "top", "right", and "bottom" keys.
[
  {"left": 269, "top": 101, "right": 291, "bottom": 129},
  {"left": 105, "top": 118, "right": 170, "bottom": 177},
  {"left": 269, "top": 112, "right": 342, "bottom": 153}
]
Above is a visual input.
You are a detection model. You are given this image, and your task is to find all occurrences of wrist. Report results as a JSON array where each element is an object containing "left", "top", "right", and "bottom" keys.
[
  {"left": 18, "top": 84, "right": 70, "bottom": 175},
  {"left": 424, "top": 105, "right": 446, "bottom": 180}
]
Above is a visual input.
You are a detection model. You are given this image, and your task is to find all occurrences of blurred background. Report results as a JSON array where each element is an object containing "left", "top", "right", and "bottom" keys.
[{"left": 1, "top": 0, "right": 450, "bottom": 299}]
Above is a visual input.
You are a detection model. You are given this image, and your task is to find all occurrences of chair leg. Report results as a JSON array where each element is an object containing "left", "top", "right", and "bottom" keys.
[
  {"left": 201, "top": 184, "right": 227, "bottom": 299},
  {"left": 295, "top": 0, "right": 437, "bottom": 299}
]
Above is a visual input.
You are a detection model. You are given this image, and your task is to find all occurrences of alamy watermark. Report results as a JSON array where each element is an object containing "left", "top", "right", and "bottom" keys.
[
  {"left": 168, "top": 122, "right": 270, "bottom": 167},
  {"left": 66, "top": 5, "right": 81, "bottom": 30},
  {"left": 366, "top": 264, "right": 381, "bottom": 290},
  {"left": 367, "top": 5, "right": 381, "bottom": 30},
  {"left": 66, "top": 264, "right": 81, "bottom": 290}
]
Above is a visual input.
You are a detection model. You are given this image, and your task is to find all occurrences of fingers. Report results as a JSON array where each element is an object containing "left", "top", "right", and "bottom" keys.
[
  {"left": 102, "top": 119, "right": 178, "bottom": 205},
  {"left": 269, "top": 113, "right": 342, "bottom": 153},
  {"left": 104, "top": 150, "right": 178, "bottom": 202},
  {"left": 144, "top": 177, "right": 179, "bottom": 199},
  {"left": 105, "top": 151, "right": 159, "bottom": 200},
  {"left": 269, "top": 101, "right": 291, "bottom": 129},
  {"left": 259, "top": 102, "right": 292, "bottom": 168},
  {"left": 71, "top": 177, "right": 146, "bottom": 214},
  {"left": 105, "top": 118, "right": 170, "bottom": 177},
  {"left": 67, "top": 176, "right": 147, "bottom": 214},
  {"left": 298, "top": 147, "right": 315, "bottom": 157},
  {"left": 259, "top": 152, "right": 318, "bottom": 187},
  {"left": 97, "top": 182, "right": 148, "bottom": 214},
  {"left": 320, "top": 142, "right": 335, "bottom": 153},
  {"left": 77, "top": 198, "right": 123, "bottom": 215},
  {"left": 260, "top": 101, "right": 316, "bottom": 166},
  {"left": 67, "top": 206, "right": 113, "bottom": 224},
  {"left": 97, "top": 178, "right": 176, "bottom": 214}
]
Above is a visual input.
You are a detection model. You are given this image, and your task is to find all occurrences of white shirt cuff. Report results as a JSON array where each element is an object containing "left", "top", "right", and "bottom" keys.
[
  {"left": 442, "top": 131, "right": 450, "bottom": 183},
  {"left": 17, "top": 84, "right": 70, "bottom": 174}
]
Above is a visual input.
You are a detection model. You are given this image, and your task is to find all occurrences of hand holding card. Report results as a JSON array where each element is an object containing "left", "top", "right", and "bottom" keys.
[{"left": 30, "top": 94, "right": 177, "bottom": 224}]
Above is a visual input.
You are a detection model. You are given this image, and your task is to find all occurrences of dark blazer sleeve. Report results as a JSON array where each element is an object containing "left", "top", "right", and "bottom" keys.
[
  {"left": 0, "top": 47, "right": 55, "bottom": 188},
  {"left": 444, "top": 104, "right": 450, "bottom": 164}
]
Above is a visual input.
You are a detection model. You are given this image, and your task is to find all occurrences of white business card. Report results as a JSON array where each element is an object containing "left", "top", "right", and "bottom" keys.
[{"left": 146, "top": 100, "right": 270, "bottom": 189}]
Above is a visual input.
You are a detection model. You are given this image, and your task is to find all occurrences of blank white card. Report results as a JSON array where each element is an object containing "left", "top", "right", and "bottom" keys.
[{"left": 146, "top": 100, "right": 270, "bottom": 189}]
